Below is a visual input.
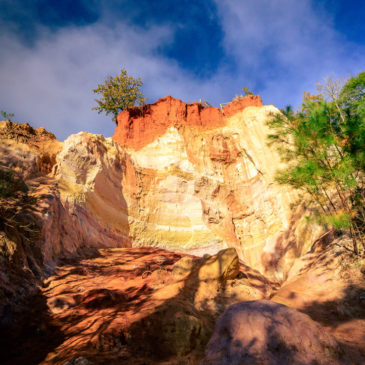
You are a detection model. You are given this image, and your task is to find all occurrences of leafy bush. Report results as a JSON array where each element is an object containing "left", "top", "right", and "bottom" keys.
[
  {"left": 92, "top": 68, "right": 146, "bottom": 123},
  {"left": 242, "top": 87, "right": 254, "bottom": 96},
  {"left": 0, "top": 110, "right": 14, "bottom": 121}
]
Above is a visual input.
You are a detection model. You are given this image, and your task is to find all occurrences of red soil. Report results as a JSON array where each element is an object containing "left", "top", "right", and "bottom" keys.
[{"left": 113, "top": 95, "right": 262, "bottom": 150}]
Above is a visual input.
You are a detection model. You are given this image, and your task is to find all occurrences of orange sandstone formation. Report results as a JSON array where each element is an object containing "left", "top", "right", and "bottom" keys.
[
  {"left": 113, "top": 95, "right": 262, "bottom": 150},
  {"left": 2, "top": 102, "right": 364, "bottom": 364},
  {"left": 113, "top": 95, "right": 321, "bottom": 279},
  {"left": 0, "top": 95, "right": 322, "bottom": 281}
]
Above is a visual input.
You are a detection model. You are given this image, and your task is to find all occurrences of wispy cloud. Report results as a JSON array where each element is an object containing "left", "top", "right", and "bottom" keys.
[
  {"left": 214, "top": 0, "right": 364, "bottom": 104},
  {"left": 0, "top": 0, "right": 363, "bottom": 140},
  {"left": 0, "top": 23, "right": 179, "bottom": 139}
]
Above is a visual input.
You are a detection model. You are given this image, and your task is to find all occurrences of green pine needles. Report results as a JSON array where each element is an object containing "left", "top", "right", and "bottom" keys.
[
  {"left": 92, "top": 68, "right": 146, "bottom": 123},
  {"left": 267, "top": 72, "right": 365, "bottom": 254}
]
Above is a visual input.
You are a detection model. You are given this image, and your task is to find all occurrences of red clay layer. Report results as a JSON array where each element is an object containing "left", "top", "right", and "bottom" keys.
[{"left": 113, "top": 95, "right": 262, "bottom": 150}]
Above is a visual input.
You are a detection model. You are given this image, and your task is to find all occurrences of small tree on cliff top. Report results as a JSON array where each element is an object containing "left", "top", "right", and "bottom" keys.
[
  {"left": 92, "top": 68, "right": 146, "bottom": 123},
  {"left": 231, "top": 87, "right": 255, "bottom": 103},
  {"left": 1, "top": 111, "right": 14, "bottom": 121},
  {"left": 242, "top": 87, "right": 254, "bottom": 96}
]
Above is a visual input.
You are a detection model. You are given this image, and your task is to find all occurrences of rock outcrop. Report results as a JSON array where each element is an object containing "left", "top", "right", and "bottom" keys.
[
  {"left": 0, "top": 121, "right": 64, "bottom": 330},
  {"left": 0, "top": 124, "right": 131, "bottom": 269},
  {"left": 1, "top": 94, "right": 324, "bottom": 281},
  {"left": 113, "top": 95, "right": 322, "bottom": 278},
  {"left": 203, "top": 300, "right": 349, "bottom": 365},
  {"left": 0, "top": 120, "right": 62, "bottom": 179},
  {"left": 51, "top": 132, "right": 131, "bottom": 257}
]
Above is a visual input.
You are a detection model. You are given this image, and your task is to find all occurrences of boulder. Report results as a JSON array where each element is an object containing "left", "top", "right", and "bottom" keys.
[
  {"left": 197, "top": 248, "right": 239, "bottom": 281},
  {"left": 172, "top": 248, "right": 240, "bottom": 282},
  {"left": 172, "top": 256, "right": 199, "bottom": 278},
  {"left": 126, "top": 300, "right": 211, "bottom": 358},
  {"left": 203, "top": 300, "right": 348, "bottom": 365},
  {"left": 175, "top": 248, "right": 242, "bottom": 314}
]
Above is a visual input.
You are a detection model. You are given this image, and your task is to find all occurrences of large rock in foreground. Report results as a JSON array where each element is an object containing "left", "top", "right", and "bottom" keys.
[
  {"left": 197, "top": 247, "right": 239, "bottom": 281},
  {"left": 204, "top": 300, "right": 348, "bottom": 365}
]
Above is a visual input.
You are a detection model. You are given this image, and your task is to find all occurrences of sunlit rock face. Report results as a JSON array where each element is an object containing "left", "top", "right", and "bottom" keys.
[
  {"left": 0, "top": 122, "right": 131, "bottom": 269},
  {"left": 0, "top": 120, "right": 62, "bottom": 179},
  {"left": 0, "top": 95, "right": 322, "bottom": 280},
  {"left": 121, "top": 126, "right": 225, "bottom": 252},
  {"left": 50, "top": 132, "right": 132, "bottom": 260},
  {"left": 113, "top": 96, "right": 322, "bottom": 278}
]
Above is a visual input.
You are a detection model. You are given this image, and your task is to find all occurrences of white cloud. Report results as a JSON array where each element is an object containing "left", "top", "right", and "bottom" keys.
[
  {"left": 0, "top": 1, "right": 364, "bottom": 140},
  {"left": 0, "top": 23, "right": 177, "bottom": 139},
  {"left": 0, "top": 20, "right": 231, "bottom": 140},
  {"left": 214, "top": 0, "right": 365, "bottom": 106}
]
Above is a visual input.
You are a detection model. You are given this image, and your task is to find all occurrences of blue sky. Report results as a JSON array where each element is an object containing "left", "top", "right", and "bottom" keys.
[{"left": 0, "top": 0, "right": 364, "bottom": 140}]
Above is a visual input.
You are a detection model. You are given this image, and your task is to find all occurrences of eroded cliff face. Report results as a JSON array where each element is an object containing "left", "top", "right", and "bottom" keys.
[
  {"left": 2, "top": 105, "right": 364, "bottom": 365},
  {"left": 52, "top": 132, "right": 131, "bottom": 258},
  {"left": 113, "top": 96, "right": 322, "bottom": 278},
  {"left": 0, "top": 123, "right": 134, "bottom": 327},
  {"left": 0, "top": 95, "right": 322, "bottom": 281},
  {"left": 0, "top": 123, "right": 126, "bottom": 321}
]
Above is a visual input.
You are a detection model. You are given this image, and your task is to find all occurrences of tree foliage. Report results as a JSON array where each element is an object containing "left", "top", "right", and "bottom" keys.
[
  {"left": 339, "top": 71, "right": 365, "bottom": 111},
  {"left": 267, "top": 72, "right": 365, "bottom": 254},
  {"left": 242, "top": 87, "right": 254, "bottom": 96},
  {"left": 92, "top": 68, "right": 146, "bottom": 123},
  {"left": 1, "top": 110, "right": 14, "bottom": 121}
]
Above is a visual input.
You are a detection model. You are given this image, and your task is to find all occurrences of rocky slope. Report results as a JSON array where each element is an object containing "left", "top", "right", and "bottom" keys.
[
  {"left": 1, "top": 95, "right": 323, "bottom": 282},
  {"left": 0, "top": 96, "right": 321, "bottom": 326},
  {"left": 2, "top": 242, "right": 363, "bottom": 365},
  {"left": 1, "top": 96, "right": 364, "bottom": 364},
  {"left": 34, "top": 247, "right": 269, "bottom": 364}
]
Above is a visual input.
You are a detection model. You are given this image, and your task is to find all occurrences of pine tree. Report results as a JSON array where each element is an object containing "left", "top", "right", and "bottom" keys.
[{"left": 267, "top": 72, "right": 365, "bottom": 254}]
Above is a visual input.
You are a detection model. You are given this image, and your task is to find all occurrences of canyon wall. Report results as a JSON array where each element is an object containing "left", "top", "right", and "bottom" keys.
[
  {"left": 113, "top": 96, "right": 322, "bottom": 278},
  {"left": 0, "top": 122, "right": 132, "bottom": 322},
  {"left": 0, "top": 95, "right": 322, "bottom": 280},
  {"left": 0, "top": 122, "right": 130, "bottom": 273}
]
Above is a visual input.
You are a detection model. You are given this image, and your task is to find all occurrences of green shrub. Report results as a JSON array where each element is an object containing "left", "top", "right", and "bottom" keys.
[{"left": 92, "top": 68, "right": 146, "bottom": 123}]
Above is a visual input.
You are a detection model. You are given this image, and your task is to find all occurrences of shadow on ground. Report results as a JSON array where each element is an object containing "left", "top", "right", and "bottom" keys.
[
  {"left": 0, "top": 290, "right": 64, "bottom": 365},
  {"left": 29, "top": 247, "right": 274, "bottom": 364}
]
